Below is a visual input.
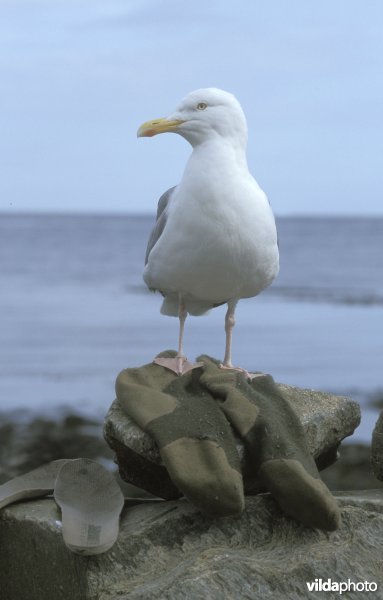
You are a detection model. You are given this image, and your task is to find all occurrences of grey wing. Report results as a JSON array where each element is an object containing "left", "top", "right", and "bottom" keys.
[{"left": 145, "top": 186, "right": 176, "bottom": 265}]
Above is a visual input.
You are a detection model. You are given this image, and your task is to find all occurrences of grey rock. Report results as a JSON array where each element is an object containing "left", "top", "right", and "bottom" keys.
[
  {"left": 104, "top": 383, "right": 360, "bottom": 498},
  {"left": 371, "top": 410, "right": 383, "bottom": 481},
  {"left": 321, "top": 443, "right": 383, "bottom": 491},
  {"left": 1, "top": 491, "right": 382, "bottom": 600}
]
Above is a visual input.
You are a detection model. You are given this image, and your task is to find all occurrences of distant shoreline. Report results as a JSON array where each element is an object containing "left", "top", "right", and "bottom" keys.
[{"left": 1, "top": 212, "right": 383, "bottom": 220}]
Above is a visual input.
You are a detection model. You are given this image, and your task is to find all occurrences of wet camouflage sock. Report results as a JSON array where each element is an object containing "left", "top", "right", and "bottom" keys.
[
  {"left": 199, "top": 356, "right": 340, "bottom": 531},
  {"left": 115, "top": 351, "right": 244, "bottom": 517}
]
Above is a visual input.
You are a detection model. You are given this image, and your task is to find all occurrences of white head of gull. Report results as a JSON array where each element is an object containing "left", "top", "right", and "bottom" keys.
[{"left": 137, "top": 88, "right": 279, "bottom": 377}]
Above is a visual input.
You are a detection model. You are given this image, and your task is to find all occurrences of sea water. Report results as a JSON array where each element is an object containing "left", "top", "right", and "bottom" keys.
[{"left": 1, "top": 214, "right": 382, "bottom": 442}]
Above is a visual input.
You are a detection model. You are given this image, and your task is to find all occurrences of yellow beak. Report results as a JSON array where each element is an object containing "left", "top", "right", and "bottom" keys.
[{"left": 137, "top": 117, "right": 184, "bottom": 138}]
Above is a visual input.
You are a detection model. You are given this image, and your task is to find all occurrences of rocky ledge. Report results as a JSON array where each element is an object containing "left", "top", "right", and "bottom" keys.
[{"left": 1, "top": 491, "right": 383, "bottom": 600}]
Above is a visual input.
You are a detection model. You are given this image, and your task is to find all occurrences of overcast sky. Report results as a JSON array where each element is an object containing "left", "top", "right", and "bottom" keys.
[{"left": 0, "top": 0, "right": 382, "bottom": 215}]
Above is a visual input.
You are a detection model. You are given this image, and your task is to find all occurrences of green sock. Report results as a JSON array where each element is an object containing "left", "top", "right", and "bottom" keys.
[
  {"left": 115, "top": 351, "right": 244, "bottom": 517},
  {"left": 199, "top": 356, "right": 340, "bottom": 531}
]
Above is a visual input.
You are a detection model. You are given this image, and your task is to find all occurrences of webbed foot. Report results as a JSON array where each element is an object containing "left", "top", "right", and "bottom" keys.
[
  {"left": 219, "top": 363, "right": 265, "bottom": 381},
  {"left": 154, "top": 356, "right": 204, "bottom": 376}
]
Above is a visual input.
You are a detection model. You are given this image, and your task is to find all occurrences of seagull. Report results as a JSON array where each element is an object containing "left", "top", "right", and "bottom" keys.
[{"left": 137, "top": 88, "right": 279, "bottom": 377}]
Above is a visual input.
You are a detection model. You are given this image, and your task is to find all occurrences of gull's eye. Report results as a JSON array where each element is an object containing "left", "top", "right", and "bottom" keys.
[{"left": 196, "top": 102, "right": 207, "bottom": 111}]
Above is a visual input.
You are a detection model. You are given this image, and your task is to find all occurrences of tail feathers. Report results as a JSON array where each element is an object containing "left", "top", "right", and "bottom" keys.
[
  {"left": 160, "top": 294, "right": 212, "bottom": 317},
  {"left": 160, "top": 295, "right": 179, "bottom": 316}
]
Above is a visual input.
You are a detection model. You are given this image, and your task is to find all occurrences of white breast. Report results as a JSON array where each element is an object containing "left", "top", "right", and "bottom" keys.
[{"left": 144, "top": 142, "right": 279, "bottom": 305}]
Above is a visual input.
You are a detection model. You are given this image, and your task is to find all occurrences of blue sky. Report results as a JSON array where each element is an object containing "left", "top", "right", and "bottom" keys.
[{"left": 0, "top": 0, "right": 382, "bottom": 215}]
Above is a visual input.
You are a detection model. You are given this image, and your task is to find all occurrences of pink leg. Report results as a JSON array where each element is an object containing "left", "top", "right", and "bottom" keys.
[
  {"left": 154, "top": 296, "right": 203, "bottom": 376},
  {"left": 175, "top": 298, "right": 187, "bottom": 373},
  {"left": 220, "top": 300, "right": 262, "bottom": 380},
  {"left": 222, "top": 300, "right": 237, "bottom": 368}
]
